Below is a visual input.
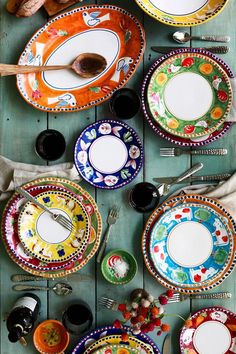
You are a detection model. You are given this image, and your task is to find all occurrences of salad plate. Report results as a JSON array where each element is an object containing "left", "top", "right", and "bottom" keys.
[
  {"left": 147, "top": 52, "right": 232, "bottom": 139},
  {"left": 180, "top": 307, "right": 236, "bottom": 354},
  {"left": 134, "top": 0, "right": 229, "bottom": 27},
  {"left": 18, "top": 190, "right": 90, "bottom": 263},
  {"left": 142, "top": 48, "right": 234, "bottom": 147},
  {"left": 74, "top": 120, "right": 143, "bottom": 189},
  {"left": 17, "top": 5, "right": 145, "bottom": 112}
]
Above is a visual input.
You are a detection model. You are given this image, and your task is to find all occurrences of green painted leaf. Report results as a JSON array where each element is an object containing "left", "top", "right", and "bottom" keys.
[
  {"left": 121, "top": 169, "right": 131, "bottom": 179},
  {"left": 125, "top": 30, "right": 131, "bottom": 43},
  {"left": 58, "top": 30, "right": 68, "bottom": 36},
  {"left": 89, "top": 87, "right": 101, "bottom": 93},
  {"left": 123, "top": 131, "right": 133, "bottom": 142}
]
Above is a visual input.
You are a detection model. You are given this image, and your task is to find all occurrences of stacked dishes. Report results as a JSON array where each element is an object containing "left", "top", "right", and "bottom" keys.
[
  {"left": 1, "top": 177, "right": 102, "bottom": 278},
  {"left": 142, "top": 194, "right": 236, "bottom": 293},
  {"left": 142, "top": 48, "right": 234, "bottom": 147},
  {"left": 71, "top": 325, "right": 161, "bottom": 354}
]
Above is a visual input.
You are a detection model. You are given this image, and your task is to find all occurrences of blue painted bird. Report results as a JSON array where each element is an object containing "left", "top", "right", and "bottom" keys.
[
  {"left": 110, "top": 56, "right": 133, "bottom": 82},
  {"left": 47, "top": 93, "right": 77, "bottom": 108},
  {"left": 82, "top": 11, "right": 110, "bottom": 27}
]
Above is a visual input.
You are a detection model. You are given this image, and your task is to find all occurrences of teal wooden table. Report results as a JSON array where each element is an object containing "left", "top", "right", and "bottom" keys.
[{"left": 0, "top": 0, "right": 236, "bottom": 353}]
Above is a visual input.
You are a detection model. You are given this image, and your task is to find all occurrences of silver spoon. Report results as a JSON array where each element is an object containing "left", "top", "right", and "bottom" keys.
[
  {"left": 12, "top": 282, "right": 72, "bottom": 296},
  {"left": 173, "top": 31, "right": 230, "bottom": 44}
]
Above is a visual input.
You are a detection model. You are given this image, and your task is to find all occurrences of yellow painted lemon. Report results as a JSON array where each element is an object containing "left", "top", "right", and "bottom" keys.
[
  {"left": 155, "top": 73, "right": 167, "bottom": 86},
  {"left": 210, "top": 107, "right": 223, "bottom": 119},
  {"left": 167, "top": 118, "right": 179, "bottom": 129},
  {"left": 199, "top": 63, "right": 213, "bottom": 75}
]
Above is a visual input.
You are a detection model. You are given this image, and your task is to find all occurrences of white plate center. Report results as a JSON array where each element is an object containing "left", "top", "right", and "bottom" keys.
[
  {"left": 163, "top": 72, "right": 213, "bottom": 121},
  {"left": 89, "top": 135, "right": 128, "bottom": 174},
  {"left": 193, "top": 321, "right": 231, "bottom": 354},
  {"left": 167, "top": 221, "right": 213, "bottom": 267},
  {"left": 36, "top": 208, "right": 71, "bottom": 243},
  {"left": 149, "top": 0, "right": 208, "bottom": 16}
]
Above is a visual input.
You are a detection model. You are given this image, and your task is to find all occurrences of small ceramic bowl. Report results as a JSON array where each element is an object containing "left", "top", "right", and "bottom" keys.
[
  {"left": 35, "top": 129, "right": 66, "bottom": 161},
  {"left": 101, "top": 249, "right": 137, "bottom": 285},
  {"left": 33, "top": 320, "right": 70, "bottom": 354},
  {"left": 109, "top": 88, "right": 141, "bottom": 119}
]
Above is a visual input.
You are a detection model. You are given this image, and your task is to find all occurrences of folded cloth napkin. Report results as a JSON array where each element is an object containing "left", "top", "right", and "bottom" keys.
[
  {"left": 0, "top": 155, "right": 81, "bottom": 201},
  {"left": 175, "top": 171, "right": 236, "bottom": 220}
]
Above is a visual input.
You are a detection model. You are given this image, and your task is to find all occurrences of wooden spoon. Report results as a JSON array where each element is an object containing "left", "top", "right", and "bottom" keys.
[{"left": 0, "top": 53, "right": 107, "bottom": 77}]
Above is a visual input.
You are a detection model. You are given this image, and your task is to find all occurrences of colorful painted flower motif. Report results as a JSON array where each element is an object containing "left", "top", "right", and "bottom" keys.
[
  {"left": 46, "top": 28, "right": 68, "bottom": 38},
  {"left": 77, "top": 151, "right": 88, "bottom": 165},
  {"left": 104, "top": 348, "right": 112, "bottom": 354},
  {"left": 129, "top": 145, "right": 140, "bottom": 159},
  {"left": 57, "top": 248, "right": 65, "bottom": 257},
  {"left": 98, "top": 123, "right": 112, "bottom": 135},
  {"left": 182, "top": 57, "right": 194, "bottom": 67},
  {"left": 76, "top": 214, "right": 84, "bottom": 222},
  {"left": 104, "top": 175, "right": 119, "bottom": 186},
  {"left": 155, "top": 73, "right": 167, "bottom": 86},
  {"left": 25, "top": 230, "right": 33, "bottom": 238},
  {"left": 32, "top": 89, "right": 42, "bottom": 100},
  {"left": 43, "top": 197, "right": 50, "bottom": 203}
]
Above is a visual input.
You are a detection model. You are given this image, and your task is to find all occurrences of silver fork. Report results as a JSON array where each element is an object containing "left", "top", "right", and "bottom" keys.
[
  {"left": 96, "top": 205, "right": 120, "bottom": 263},
  {"left": 16, "top": 187, "right": 76, "bottom": 232},
  {"left": 167, "top": 292, "right": 232, "bottom": 303},
  {"left": 160, "top": 147, "right": 228, "bottom": 157},
  {"left": 98, "top": 297, "right": 118, "bottom": 310}
]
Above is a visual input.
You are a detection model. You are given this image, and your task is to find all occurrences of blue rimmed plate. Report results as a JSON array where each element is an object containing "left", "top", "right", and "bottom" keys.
[{"left": 74, "top": 120, "right": 143, "bottom": 189}]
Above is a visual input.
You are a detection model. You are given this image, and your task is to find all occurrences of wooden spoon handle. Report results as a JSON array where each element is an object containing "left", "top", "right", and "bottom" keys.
[{"left": 0, "top": 64, "right": 71, "bottom": 76}]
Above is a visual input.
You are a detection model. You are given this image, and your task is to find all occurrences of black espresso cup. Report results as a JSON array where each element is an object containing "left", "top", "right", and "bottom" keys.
[
  {"left": 35, "top": 129, "right": 66, "bottom": 161},
  {"left": 62, "top": 301, "right": 93, "bottom": 335},
  {"left": 109, "top": 88, "right": 141, "bottom": 119}
]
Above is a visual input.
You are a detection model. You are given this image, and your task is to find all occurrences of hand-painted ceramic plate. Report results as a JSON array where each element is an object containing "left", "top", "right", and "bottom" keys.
[
  {"left": 93, "top": 344, "right": 139, "bottom": 354},
  {"left": 149, "top": 203, "right": 232, "bottom": 287},
  {"left": 71, "top": 325, "right": 161, "bottom": 354},
  {"left": 134, "top": 0, "right": 229, "bottom": 27},
  {"left": 17, "top": 5, "right": 145, "bottom": 113},
  {"left": 142, "top": 194, "right": 236, "bottom": 293},
  {"left": 180, "top": 307, "right": 236, "bottom": 354},
  {"left": 101, "top": 249, "right": 137, "bottom": 285},
  {"left": 142, "top": 48, "right": 234, "bottom": 147},
  {"left": 147, "top": 52, "right": 232, "bottom": 139},
  {"left": 2, "top": 177, "right": 102, "bottom": 278},
  {"left": 74, "top": 120, "right": 143, "bottom": 189},
  {"left": 18, "top": 190, "right": 90, "bottom": 263},
  {"left": 83, "top": 334, "right": 154, "bottom": 354}
]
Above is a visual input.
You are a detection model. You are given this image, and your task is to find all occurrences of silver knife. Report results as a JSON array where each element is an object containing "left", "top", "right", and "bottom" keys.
[
  {"left": 153, "top": 173, "right": 231, "bottom": 184},
  {"left": 11, "top": 273, "right": 92, "bottom": 282},
  {"left": 163, "top": 334, "right": 171, "bottom": 354},
  {"left": 151, "top": 46, "right": 229, "bottom": 54}
]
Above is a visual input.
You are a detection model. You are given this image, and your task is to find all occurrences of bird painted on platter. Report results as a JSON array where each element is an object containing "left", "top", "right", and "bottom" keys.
[
  {"left": 47, "top": 93, "right": 77, "bottom": 108},
  {"left": 82, "top": 11, "right": 110, "bottom": 27},
  {"left": 110, "top": 56, "right": 133, "bottom": 82}
]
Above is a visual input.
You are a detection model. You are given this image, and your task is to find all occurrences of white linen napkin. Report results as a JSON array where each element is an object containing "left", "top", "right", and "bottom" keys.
[{"left": 0, "top": 155, "right": 81, "bottom": 201}]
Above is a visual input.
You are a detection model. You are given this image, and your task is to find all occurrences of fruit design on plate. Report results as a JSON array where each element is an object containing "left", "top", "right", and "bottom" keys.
[{"left": 147, "top": 53, "right": 232, "bottom": 139}]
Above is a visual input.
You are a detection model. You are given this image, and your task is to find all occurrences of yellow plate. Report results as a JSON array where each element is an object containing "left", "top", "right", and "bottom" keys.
[
  {"left": 134, "top": 0, "right": 229, "bottom": 27},
  {"left": 18, "top": 190, "right": 90, "bottom": 263}
]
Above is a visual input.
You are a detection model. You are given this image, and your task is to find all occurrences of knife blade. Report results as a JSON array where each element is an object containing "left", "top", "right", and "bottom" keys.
[
  {"left": 11, "top": 273, "right": 92, "bottom": 282},
  {"left": 153, "top": 173, "right": 231, "bottom": 184},
  {"left": 163, "top": 334, "right": 171, "bottom": 354},
  {"left": 151, "top": 46, "right": 229, "bottom": 54}
]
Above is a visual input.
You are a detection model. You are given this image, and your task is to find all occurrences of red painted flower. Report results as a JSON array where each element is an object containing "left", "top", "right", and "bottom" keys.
[
  {"left": 184, "top": 125, "right": 195, "bottom": 134},
  {"left": 217, "top": 90, "right": 228, "bottom": 102},
  {"left": 182, "top": 57, "right": 194, "bottom": 67},
  {"left": 32, "top": 89, "right": 42, "bottom": 100}
]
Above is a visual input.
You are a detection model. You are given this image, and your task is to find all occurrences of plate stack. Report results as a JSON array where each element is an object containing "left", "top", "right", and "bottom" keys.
[
  {"left": 1, "top": 177, "right": 102, "bottom": 278},
  {"left": 142, "top": 48, "right": 234, "bottom": 147},
  {"left": 142, "top": 194, "right": 236, "bottom": 293},
  {"left": 71, "top": 325, "right": 161, "bottom": 354}
]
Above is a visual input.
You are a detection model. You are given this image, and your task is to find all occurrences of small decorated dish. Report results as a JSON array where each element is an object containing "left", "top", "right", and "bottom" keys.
[
  {"left": 18, "top": 190, "right": 90, "bottom": 263},
  {"left": 74, "top": 120, "right": 143, "bottom": 189},
  {"left": 33, "top": 320, "right": 70, "bottom": 354},
  {"left": 147, "top": 52, "right": 232, "bottom": 139},
  {"left": 101, "top": 249, "right": 137, "bottom": 284},
  {"left": 180, "top": 307, "right": 236, "bottom": 354}
]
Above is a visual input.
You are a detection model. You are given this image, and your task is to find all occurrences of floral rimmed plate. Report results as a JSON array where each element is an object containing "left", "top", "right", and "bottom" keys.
[
  {"left": 147, "top": 52, "right": 232, "bottom": 139},
  {"left": 18, "top": 190, "right": 90, "bottom": 263},
  {"left": 16, "top": 5, "right": 145, "bottom": 113},
  {"left": 94, "top": 344, "right": 139, "bottom": 354},
  {"left": 74, "top": 120, "right": 143, "bottom": 189},
  {"left": 71, "top": 325, "right": 161, "bottom": 354},
  {"left": 149, "top": 203, "right": 232, "bottom": 287},
  {"left": 134, "top": 0, "right": 229, "bottom": 27},
  {"left": 180, "top": 307, "right": 236, "bottom": 354},
  {"left": 2, "top": 177, "right": 102, "bottom": 278},
  {"left": 142, "top": 194, "right": 236, "bottom": 293}
]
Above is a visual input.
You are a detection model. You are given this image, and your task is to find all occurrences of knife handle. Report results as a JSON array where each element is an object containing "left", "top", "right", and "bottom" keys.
[
  {"left": 11, "top": 274, "right": 45, "bottom": 282},
  {"left": 191, "top": 173, "right": 231, "bottom": 181},
  {"left": 191, "top": 148, "right": 227, "bottom": 155},
  {"left": 190, "top": 292, "right": 231, "bottom": 299},
  {"left": 193, "top": 35, "right": 230, "bottom": 43}
]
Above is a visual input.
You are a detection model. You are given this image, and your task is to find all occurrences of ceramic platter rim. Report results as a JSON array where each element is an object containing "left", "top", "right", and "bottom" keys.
[
  {"left": 149, "top": 202, "right": 233, "bottom": 287},
  {"left": 74, "top": 120, "right": 144, "bottom": 189},
  {"left": 134, "top": 0, "right": 229, "bottom": 27},
  {"left": 179, "top": 306, "right": 236, "bottom": 353},
  {"left": 147, "top": 52, "right": 232, "bottom": 139},
  {"left": 89, "top": 344, "right": 140, "bottom": 354},
  {"left": 1, "top": 177, "right": 102, "bottom": 278},
  {"left": 71, "top": 325, "right": 161, "bottom": 354},
  {"left": 142, "top": 48, "right": 233, "bottom": 147},
  {"left": 18, "top": 190, "right": 90, "bottom": 263},
  {"left": 16, "top": 4, "right": 145, "bottom": 113},
  {"left": 142, "top": 194, "right": 236, "bottom": 293}
]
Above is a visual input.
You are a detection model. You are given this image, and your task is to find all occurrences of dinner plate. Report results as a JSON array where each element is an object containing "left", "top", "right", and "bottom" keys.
[
  {"left": 149, "top": 203, "right": 232, "bottom": 287},
  {"left": 2, "top": 177, "right": 102, "bottom": 278},
  {"left": 91, "top": 344, "right": 139, "bottom": 354},
  {"left": 18, "top": 190, "right": 90, "bottom": 263},
  {"left": 142, "top": 194, "right": 236, "bottom": 293},
  {"left": 17, "top": 5, "right": 145, "bottom": 112},
  {"left": 142, "top": 48, "right": 234, "bottom": 147},
  {"left": 74, "top": 120, "right": 143, "bottom": 189},
  {"left": 147, "top": 52, "right": 232, "bottom": 139},
  {"left": 134, "top": 0, "right": 229, "bottom": 27},
  {"left": 180, "top": 307, "right": 236, "bottom": 354},
  {"left": 71, "top": 325, "right": 160, "bottom": 354}
]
